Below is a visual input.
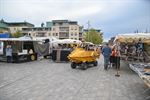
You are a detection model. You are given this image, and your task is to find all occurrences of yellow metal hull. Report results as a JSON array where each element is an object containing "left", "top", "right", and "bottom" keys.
[{"left": 68, "top": 48, "right": 100, "bottom": 63}]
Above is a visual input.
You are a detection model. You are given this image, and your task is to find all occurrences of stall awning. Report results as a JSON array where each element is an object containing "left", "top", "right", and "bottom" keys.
[{"left": 114, "top": 33, "right": 150, "bottom": 43}]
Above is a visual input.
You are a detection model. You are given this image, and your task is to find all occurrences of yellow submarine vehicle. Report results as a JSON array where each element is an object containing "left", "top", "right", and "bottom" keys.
[{"left": 68, "top": 42, "right": 100, "bottom": 70}]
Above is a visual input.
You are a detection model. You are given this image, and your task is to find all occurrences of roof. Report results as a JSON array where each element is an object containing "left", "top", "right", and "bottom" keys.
[
  {"left": 0, "top": 22, "right": 8, "bottom": 28},
  {"left": 52, "top": 20, "right": 77, "bottom": 25},
  {"left": 52, "top": 20, "right": 69, "bottom": 23},
  {"left": 0, "top": 19, "right": 34, "bottom": 27},
  {"left": 7, "top": 22, "right": 34, "bottom": 27}
]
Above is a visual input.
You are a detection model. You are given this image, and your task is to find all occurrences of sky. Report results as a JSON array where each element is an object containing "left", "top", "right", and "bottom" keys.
[{"left": 0, "top": 0, "right": 150, "bottom": 41}]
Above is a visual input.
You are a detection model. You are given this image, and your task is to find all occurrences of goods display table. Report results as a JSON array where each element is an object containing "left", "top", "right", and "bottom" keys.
[{"left": 129, "top": 63, "right": 150, "bottom": 99}]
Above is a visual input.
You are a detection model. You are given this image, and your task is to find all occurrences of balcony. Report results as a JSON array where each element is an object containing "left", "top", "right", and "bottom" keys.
[
  {"left": 59, "top": 33, "right": 69, "bottom": 38},
  {"left": 59, "top": 30, "right": 69, "bottom": 32},
  {"left": 36, "top": 33, "right": 46, "bottom": 37},
  {"left": 59, "top": 27, "right": 69, "bottom": 32}
]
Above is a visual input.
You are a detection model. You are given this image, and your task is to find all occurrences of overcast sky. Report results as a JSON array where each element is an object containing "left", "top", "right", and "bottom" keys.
[{"left": 0, "top": 0, "right": 150, "bottom": 41}]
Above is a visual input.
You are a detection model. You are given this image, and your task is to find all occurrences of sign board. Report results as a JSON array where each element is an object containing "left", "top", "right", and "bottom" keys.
[{"left": 0, "top": 42, "right": 4, "bottom": 55}]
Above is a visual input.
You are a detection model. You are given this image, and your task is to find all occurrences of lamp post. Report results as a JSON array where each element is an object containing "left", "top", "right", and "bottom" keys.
[{"left": 87, "top": 21, "right": 90, "bottom": 42}]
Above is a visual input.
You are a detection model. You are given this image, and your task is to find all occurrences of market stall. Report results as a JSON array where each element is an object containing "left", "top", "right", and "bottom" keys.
[
  {"left": 51, "top": 39, "right": 81, "bottom": 62},
  {"left": 114, "top": 33, "right": 150, "bottom": 99},
  {"left": 114, "top": 33, "right": 150, "bottom": 62},
  {"left": 129, "top": 63, "right": 150, "bottom": 99},
  {"left": 0, "top": 38, "right": 39, "bottom": 63}
]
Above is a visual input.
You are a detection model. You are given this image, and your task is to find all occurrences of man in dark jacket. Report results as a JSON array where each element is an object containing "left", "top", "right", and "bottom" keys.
[{"left": 102, "top": 43, "right": 112, "bottom": 70}]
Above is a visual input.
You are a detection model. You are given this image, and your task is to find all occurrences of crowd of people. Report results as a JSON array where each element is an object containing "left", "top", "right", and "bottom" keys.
[
  {"left": 4, "top": 39, "right": 145, "bottom": 70},
  {"left": 101, "top": 39, "right": 145, "bottom": 71},
  {"left": 120, "top": 39, "right": 144, "bottom": 61},
  {"left": 101, "top": 43, "right": 121, "bottom": 71}
]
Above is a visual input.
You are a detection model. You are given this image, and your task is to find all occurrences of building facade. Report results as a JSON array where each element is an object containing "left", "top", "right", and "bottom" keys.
[
  {"left": 0, "top": 19, "right": 10, "bottom": 33},
  {"left": 8, "top": 22, "right": 34, "bottom": 34},
  {"left": 1, "top": 19, "right": 83, "bottom": 40},
  {"left": 22, "top": 27, "right": 51, "bottom": 37},
  {"left": 0, "top": 19, "right": 34, "bottom": 34},
  {"left": 23, "top": 20, "right": 83, "bottom": 40}
]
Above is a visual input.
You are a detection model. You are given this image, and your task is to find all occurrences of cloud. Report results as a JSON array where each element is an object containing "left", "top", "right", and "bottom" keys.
[
  {"left": 1, "top": 0, "right": 104, "bottom": 24},
  {"left": 0, "top": 0, "right": 150, "bottom": 41},
  {"left": 1, "top": 0, "right": 123, "bottom": 21}
]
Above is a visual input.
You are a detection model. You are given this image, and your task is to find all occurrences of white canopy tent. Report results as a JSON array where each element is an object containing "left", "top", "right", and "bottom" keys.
[
  {"left": 0, "top": 38, "right": 38, "bottom": 42},
  {"left": 50, "top": 39, "right": 82, "bottom": 48},
  {"left": 32, "top": 36, "right": 58, "bottom": 42},
  {"left": 51, "top": 39, "right": 82, "bottom": 44}
]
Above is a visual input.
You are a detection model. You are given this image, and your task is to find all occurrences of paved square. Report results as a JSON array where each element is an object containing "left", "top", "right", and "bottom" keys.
[{"left": 0, "top": 56, "right": 149, "bottom": 100}]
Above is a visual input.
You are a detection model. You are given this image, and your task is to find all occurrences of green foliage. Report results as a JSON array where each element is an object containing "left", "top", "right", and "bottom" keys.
[
  {"left": 12, "top": 30, "right": 23, "bottom": 38},
  {"left": 84, "top": 29, "right": 103, "bottom": 44}
]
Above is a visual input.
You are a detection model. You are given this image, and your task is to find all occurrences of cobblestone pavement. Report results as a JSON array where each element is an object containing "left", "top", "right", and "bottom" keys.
[{"left": 0, "top": 55, "right": 149, "bottom": 100}]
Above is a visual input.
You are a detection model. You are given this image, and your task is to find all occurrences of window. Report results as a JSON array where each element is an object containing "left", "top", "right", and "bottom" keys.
[
  {"left": 75, "top": 33, "right": 77, "bottom": 36},
  {"left": 37, "top": 33, "right": 44, "bottom": 37},
  {"left": 53, "top": 28, "right": 55, "bottom": 31},
  {"left": 56, "top": 33, "right": 58, "bottom": 36},
  {"left": 71, "top": 33, "right": 73, "bottom": 36}
]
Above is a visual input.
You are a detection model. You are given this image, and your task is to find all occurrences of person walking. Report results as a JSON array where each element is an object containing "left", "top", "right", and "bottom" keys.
[
  {"left": 110, "top": 47, "right": 117, "bottom": 68},
  {"left": 6, "top": 45, "right": 12, "bottom": 63},
  {"left": 102, "top": 43, "right": 112, "bottom": 70},
  {"left": 114, "top": 44, "right": 121, "bottom": 77}
]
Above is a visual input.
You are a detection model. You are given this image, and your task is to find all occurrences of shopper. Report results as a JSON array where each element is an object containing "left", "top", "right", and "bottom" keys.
[
  {"left": 6, "top": 45, "right": 12, "bottom": 63},
  {"left": 110, "top": 47, "right": 117, "bottom": 68},
  {"left": 115, "top": 43, "right": 121, "bottom": 70},
  {"left": 124, "top": 44, "right": 128, "bottom": 60},
  {"left": 102, "top": 43, "right": 112, "bottom": 70},
  {"left": 136, "top": 39, "right": 144, "bottom": 58}
]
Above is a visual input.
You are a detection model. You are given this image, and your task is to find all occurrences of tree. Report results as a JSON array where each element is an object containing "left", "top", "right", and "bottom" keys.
[
  {"left": 12, "top": 30, "right": 23, "bottom": 38},
  {"left": 84, "top": 29, "right": 103, "bottom": 44}
]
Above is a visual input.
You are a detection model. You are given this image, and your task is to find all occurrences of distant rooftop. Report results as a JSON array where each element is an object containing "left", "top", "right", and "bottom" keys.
[
  {"left": 0, "top": 19, "right": 34, "bottom": 27},
  {"left": 0, "top": 22, "right": 8, "bottom": 29},
  {"left": 52, "top": 20, "right": 69, "bottom": 23},
  {"left": 51, "top": 20, "right": 78, "bottom": 25},
  {"left": 7, "top": 22, "right": 34, "bottom": 27}
]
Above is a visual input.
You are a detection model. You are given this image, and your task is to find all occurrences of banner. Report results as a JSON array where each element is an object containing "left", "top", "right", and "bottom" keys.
[
  {"left": 33, "top": 42, "right": 49, "bottom": 56},
  {"left": 0, "top": 42, "right": 4, "bottom": 55}
]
